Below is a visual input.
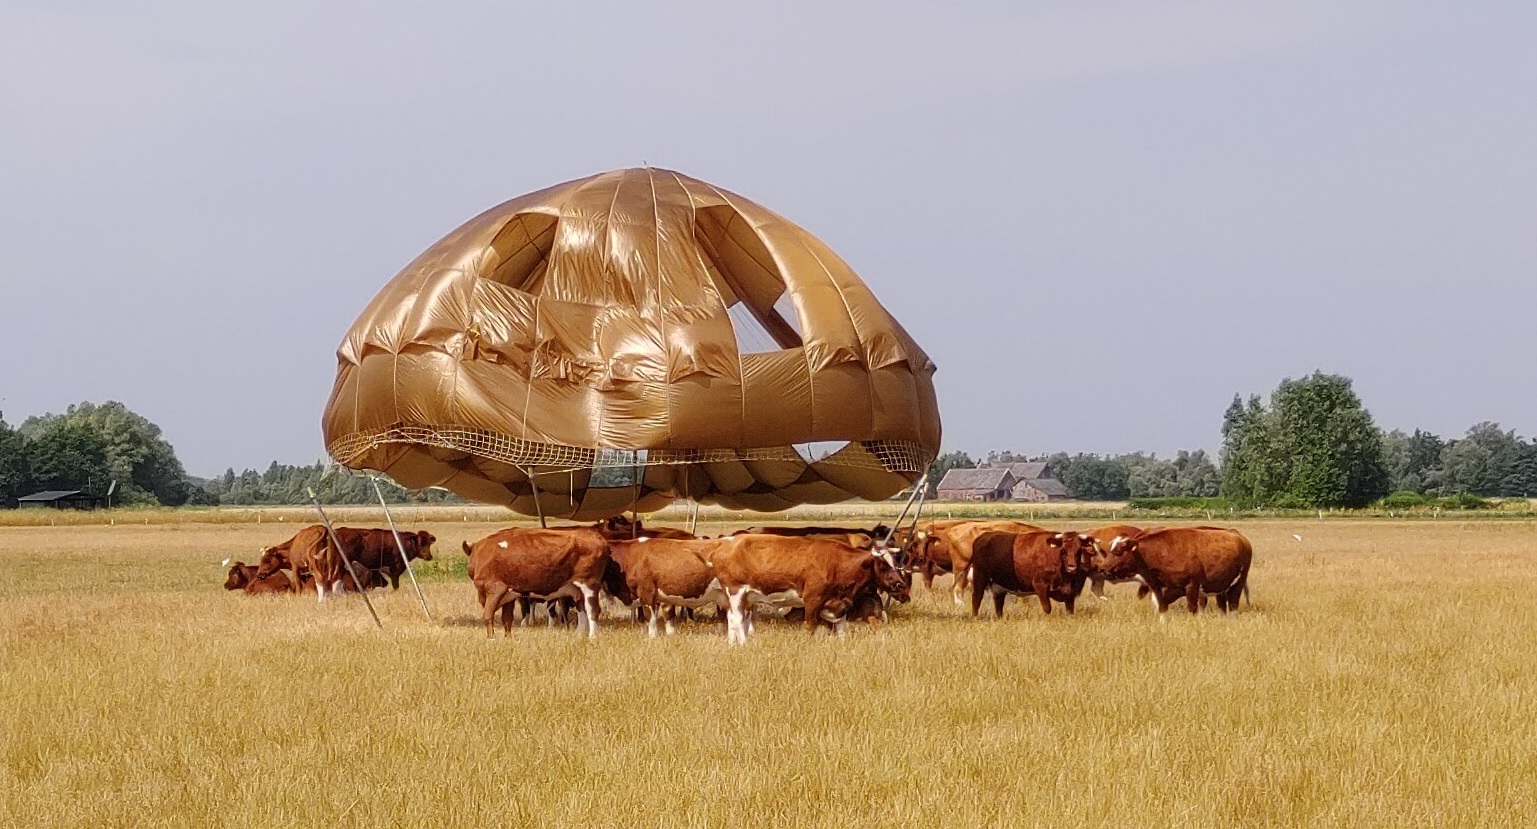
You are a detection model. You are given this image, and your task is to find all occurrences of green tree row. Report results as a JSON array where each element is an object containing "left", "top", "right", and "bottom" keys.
[
  {"left": 1382, "top": 423, "right": 1537, "bottom": 497},
  {"left": 199, "top": 462, "right": 465, "bottom": 506},
  {"left": 0, "top": 402, "right": 203, "bottom": 507}
]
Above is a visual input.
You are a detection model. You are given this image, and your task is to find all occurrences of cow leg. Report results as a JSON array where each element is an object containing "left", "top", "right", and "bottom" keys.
[
  {"left": 1091, "top": 575, "right": 1110, "bottom": 600},
  {"left": 952, "top": 567, "right": 969, "bottom": 607},
  {"left": 1063, "top": 595, "right": 1076, "bottom": 615},
  {"left": 575, "top": 582, "right": 599, "bottom": 637},
  {"left": 968, "top": 575, "right": 985, "bottom": 617},
  {"left": 1185, "top": 583, "right": 1201, "bottom": 614},
  {"left": 992, "top": 587, "right": 1007, "bottom": 619},
  {"left": 645, "top": 604, "right": 660, "bottom": 638},
  {"left": 1035, "top": 585, "right": 1053, "bottom": 616},
  {"left": 662, "top": 605, "right": 678, "bottom": 636},
  {"left": 483, "top": 585, "right": 509, "bottom": 638},
  {"left": 726, "top": 587, "right": 750, "bottom": 644}
]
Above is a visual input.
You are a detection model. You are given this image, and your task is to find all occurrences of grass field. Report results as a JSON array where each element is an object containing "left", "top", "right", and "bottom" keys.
[{"left": 1, "top": 513, "right": 1534, "bottom": 827}]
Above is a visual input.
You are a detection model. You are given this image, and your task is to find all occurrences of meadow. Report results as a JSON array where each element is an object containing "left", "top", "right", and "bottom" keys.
[{"left": 1, "top": 509, "right": 1534, "bottom": 828}]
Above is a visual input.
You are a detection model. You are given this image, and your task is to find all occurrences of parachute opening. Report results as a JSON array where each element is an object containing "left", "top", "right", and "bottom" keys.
[{"left": 793, "top": 441, "right": 851, "bottom": 463}]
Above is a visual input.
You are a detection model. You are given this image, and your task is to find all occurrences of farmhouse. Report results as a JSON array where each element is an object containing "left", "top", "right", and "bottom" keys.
[
  {"left": 16, "top": 490, "right": 105, "bottom": 510},
  {"left": 936, "top": 467, "right": 1017, "bottom": 501},
  {"left": 1012, "top": 477, "right": 1070, "bottom": 502}
]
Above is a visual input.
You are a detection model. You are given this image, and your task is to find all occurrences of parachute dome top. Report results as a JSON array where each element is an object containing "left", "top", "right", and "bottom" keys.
[{"left": 323, "top": 167, "right": 940, "bottom": 519}]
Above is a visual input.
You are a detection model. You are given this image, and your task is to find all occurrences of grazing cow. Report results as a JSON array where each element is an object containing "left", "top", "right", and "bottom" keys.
[
  {"left": 900, "top": 519, "right": 972, "bottom": 590},
  {"left": 607, "top": 537, "right": 732, "bottom": 636},
  {"left": 968, "top": 531, "right": 1094, "bottom": 618},
  {"left": 253, "top": 525, "right": 354, "bottom": 601},
  {"left": 1084, "top": 524, "right": 1148, "bottom": 600},
  {"left": 1088, "top": 526, "right": 1253, "bottom": 616},
  {"left": 462, "top": 527, "right": 611, "bottom": 637},
  {"left": 222, "top": 559, "right": 296, "bottom": 594},
  {"left": 327, "top": 527, "right": 436, "bottom": 590},
  {"left": 710, "top": 534, "right": 904, "bottom": 643},
  {"left": 912, "top": 520, "right": 1044, "bottom": 604}
]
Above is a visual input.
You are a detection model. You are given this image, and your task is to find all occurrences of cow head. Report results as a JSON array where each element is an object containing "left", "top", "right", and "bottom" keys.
[
  {"left": 223, "top": 561, "right": 252, "bottom": 590},
  {"left": 1090, "top": 534, "right": 1139, "bottom": 579},
  {"left": 1045, "top": 533, "right": 1094, "bottom": 576},
  {"left": 870, "top": 551, "right": 911, "bottom": 604},
  {"left": 253, "top": 546, "right": 291, "bottom": 580},
  {"left": 414, "top": 531, "right": 436, "bottom": 561}
]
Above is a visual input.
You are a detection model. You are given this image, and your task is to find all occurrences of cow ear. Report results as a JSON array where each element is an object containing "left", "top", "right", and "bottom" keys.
[{"left": 1048, "top": 533, "right": 1063, "bottom": 548}]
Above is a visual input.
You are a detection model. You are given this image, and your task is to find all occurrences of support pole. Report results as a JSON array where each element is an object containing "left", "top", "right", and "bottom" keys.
[
  {"left": 525, "top": 469, "right": 548, "bottom": 528},
  {"left": 881, "top": 473, "right": 928, "bottom": 547},
  {"left": 307, "top": 488, "right": 382, "bottom": 629},
  {"left": 370, "top": 477, "right": 432, "bottom": 622},
  {"left": 687, "top": 499, "right": 700, "bottom": 536}
]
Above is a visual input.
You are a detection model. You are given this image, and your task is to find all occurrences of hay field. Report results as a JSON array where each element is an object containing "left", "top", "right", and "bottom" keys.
[{"left": 1, "top": 516, "right": 1534, "bottom": 828}]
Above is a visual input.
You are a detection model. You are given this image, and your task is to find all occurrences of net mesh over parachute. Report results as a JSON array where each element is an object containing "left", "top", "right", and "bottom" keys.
[{"left": 323, "top": 168, "right": 941, "bottom": 519}]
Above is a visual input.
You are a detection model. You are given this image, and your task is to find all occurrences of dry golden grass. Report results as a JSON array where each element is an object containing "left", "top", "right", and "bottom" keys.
[{"left": 2, "top": 517, "right": 1535, "bottom": 827}]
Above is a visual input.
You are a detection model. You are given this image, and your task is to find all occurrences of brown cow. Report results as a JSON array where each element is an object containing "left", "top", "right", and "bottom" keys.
[
  {"left": 607, "top": 537, "right": 732, "bottom": 636},
  {"left": 254, "top": 525, "right": 394, "bottom": 601},
  {"left": 328, "top": 527, "right": 436, "bottom": 590},
  {"left": 1089, "top": 526, "right": 1252, "bottom": 616},
  {"left": 913, "top": 520, "right": 1044, "bottom": 604},
  {"left": 900, "top": 519, "right": 971, "bottom": 590},
  {"left": 463, "top": 527, "right": 611, "bottom": 637},
  {"left": 710, "top": 534, "right": 904, "bottom": 643},
  {"left": 222, "top": 559, "right": 296, "bottom": 594},
  {"left": 968, "top": 530, "right": 1094, "bottom": 618},
  {"left": 1085, "top": 524, "right": 1148, "bottom": 600}
]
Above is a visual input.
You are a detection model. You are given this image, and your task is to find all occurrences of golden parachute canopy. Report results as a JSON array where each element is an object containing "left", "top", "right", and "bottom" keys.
[{"left": 322, "top": 168, "right": 940, "bottom": 519}]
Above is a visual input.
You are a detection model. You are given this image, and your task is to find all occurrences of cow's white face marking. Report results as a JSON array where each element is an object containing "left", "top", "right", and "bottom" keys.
[
  {"left": 1109, "top": 535, "right": 1126, "bottom": 552},
  {"left": 497, "top": 540, "right": 508, "bottom": 549}
]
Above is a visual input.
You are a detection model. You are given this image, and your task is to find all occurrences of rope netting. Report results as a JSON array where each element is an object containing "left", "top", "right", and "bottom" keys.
[{"left": 327, "top": 425, "right": 932, "bottom": 477}]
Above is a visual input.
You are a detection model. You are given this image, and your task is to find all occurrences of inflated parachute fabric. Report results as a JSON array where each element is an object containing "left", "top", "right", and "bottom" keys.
[{"left": 323, "top": 167, "right": 941, "bottom": 519}]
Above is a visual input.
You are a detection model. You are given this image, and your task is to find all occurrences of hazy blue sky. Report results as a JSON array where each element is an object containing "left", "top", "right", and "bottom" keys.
[{"left": 3, "top": 2, "right": 1534, "bottom": 477}]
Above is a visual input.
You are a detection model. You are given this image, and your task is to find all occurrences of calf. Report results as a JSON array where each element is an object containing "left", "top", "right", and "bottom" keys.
[
  {"left": 1089, "top": 526, "right": 1252, "bottom": 616},
  {"left": 463, "top": 527, "right": 611, "bottom": 637},
  {"left": 969, "top": 531, "right": 1094, "bottom": 618},
  {"left": 222, "top": 559, "right": 296, "bottom": 594}
]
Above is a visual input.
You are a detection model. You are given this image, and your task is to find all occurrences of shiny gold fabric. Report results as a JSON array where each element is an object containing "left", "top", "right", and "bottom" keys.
[{"left": 323, "top": 168, "right": 940, "bottom": 519}]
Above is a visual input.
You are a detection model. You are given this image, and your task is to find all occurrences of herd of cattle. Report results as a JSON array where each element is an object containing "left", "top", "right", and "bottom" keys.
[{"left": 223, "top": 516, "right": 1255, "bottom": 639}]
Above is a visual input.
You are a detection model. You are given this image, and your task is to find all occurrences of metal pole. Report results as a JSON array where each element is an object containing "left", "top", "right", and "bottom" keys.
[
  {"left": 307, "top": 488, "right": 382, "bottom": 628},
  {"left": 881, "top": 473, "right": 928, "bottom": 547},
  {"left": 687, "top": 499, "right": 699, "bottom": 536},
  {"left": 524, "top": 469, "right": 548, "bottom": 528},
  {"left": 371, "top": 477, "right": 432, "bottom": 622}
]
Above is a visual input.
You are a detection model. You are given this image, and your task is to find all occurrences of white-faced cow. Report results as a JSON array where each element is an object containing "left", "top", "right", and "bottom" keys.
[{"left": 1089, "top": 526, "right": 1252, "bottom": 616}]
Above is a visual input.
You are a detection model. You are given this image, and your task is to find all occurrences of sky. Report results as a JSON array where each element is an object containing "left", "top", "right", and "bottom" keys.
[{"left": 2, "top": 1, "right": 1534, "bottom": 478}]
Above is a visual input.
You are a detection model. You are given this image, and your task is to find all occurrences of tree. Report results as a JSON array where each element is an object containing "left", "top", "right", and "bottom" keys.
[
  {"left": 21, "top": 402, "right": 194, "bottom": 506},
  {"left": 0, "top": 413, "right": 33, "bottom": 506},
  {"left": 1059, "top": 454, "right": 1130, "bottom": 500},
  {"left": 1220, "top": 372, "right": 1389, "bottom": 508},
  {"left": 26, "top": 420, "right": 110, "bottom": 494},
  {"left": 1383, "top": 429, "right": 1444, "bottom": 494},
  {"left": 924, "top": 451, "right": 975, "bottom": 497}
]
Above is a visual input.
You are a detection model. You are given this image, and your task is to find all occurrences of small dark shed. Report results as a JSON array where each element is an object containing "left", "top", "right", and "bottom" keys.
[{"left": 16, "top": 490, "right": 105, "bottom": 510}]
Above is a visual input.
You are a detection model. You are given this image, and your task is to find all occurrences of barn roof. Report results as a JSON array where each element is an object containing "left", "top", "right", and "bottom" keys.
[
  {"left": 1018, "top": 478, "right": 1070, "bottom": 498},
  {"left": 17, "top": 490, "right": 87, "bottom": 502},
  {"left": 937, "top": 467, "right": 1013, "bottom": 492},
  {"left": 1007, "top": 462, "right": 1050, "bottom": 480}
]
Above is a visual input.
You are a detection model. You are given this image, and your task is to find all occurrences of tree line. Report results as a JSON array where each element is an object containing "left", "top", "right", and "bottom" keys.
[{"left": 925, "top": 371, "right": 1537, "bottom": 508}]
